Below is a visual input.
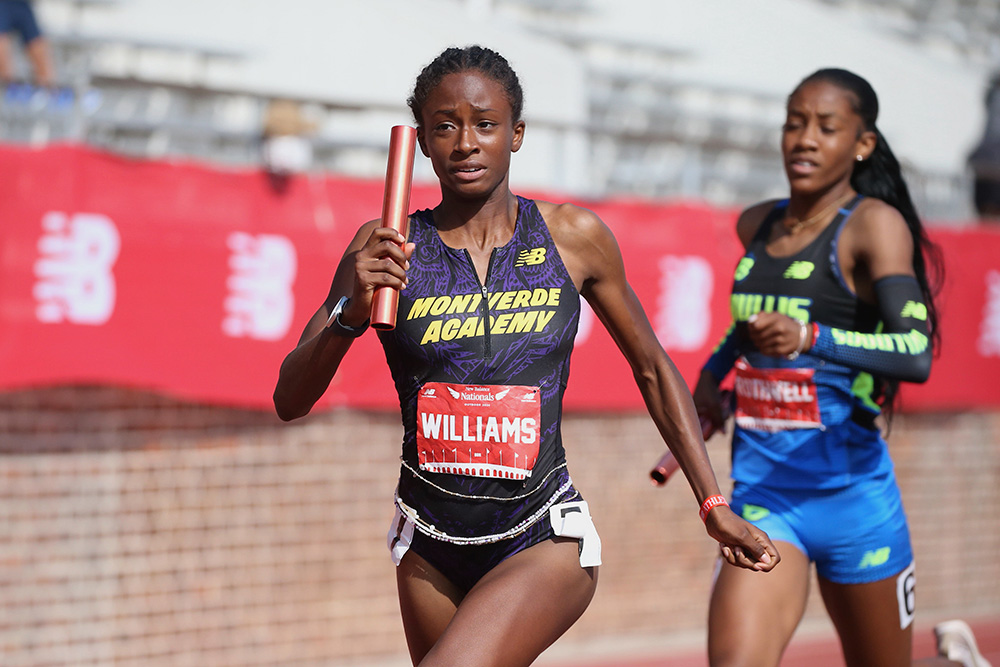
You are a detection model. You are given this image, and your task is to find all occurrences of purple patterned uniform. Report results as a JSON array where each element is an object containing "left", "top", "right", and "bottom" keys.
[{"left": 378, "top": 196, "right": 583, "bottom": 589}]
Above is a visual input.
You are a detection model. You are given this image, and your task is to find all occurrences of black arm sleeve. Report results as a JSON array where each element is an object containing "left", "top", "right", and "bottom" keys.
[{"left": 810, "top": 274, "right": 932, "bottom": 383}]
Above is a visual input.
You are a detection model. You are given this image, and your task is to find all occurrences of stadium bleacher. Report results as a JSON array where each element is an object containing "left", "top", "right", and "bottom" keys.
[{"left": 1, "top": 0, "right": 994, "bottom": 220}]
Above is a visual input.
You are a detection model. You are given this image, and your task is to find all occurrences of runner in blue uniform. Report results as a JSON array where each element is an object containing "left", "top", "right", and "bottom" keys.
[
  {"left": 273, "top": 45, "right": 778, "bottom": 667},
  {"left": 695, "top": 69, "right": 989, "bottom": 667}
]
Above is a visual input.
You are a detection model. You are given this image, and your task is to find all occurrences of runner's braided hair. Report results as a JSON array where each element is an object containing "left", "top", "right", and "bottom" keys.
[
  {"left": 408, "top": 45, "right": 524, "bottom": 125},
  {"left": 793, "top": 68, "right": 944, "bottom": 416}
]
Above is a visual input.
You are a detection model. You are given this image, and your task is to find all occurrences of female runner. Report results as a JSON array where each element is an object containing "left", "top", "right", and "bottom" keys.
[
  {"left": 696, "top": 68, "right": 988, "bottom": 667},
  {"left": 274, "top": 45, "right": 778, "bottom": 666}
]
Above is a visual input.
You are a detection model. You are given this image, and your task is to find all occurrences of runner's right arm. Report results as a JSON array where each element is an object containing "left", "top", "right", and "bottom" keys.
[{"left": 273, "top": 223, "right": 412, "bottom": 421}]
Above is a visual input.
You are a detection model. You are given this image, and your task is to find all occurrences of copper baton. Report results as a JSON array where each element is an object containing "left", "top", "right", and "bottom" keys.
[{"left": 370, "top": 125, "right": 417, "bottom": 330}]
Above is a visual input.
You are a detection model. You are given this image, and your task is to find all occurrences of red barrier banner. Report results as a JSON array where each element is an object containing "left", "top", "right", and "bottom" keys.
[{"left": 2, "top": 144, "right": 998, "bottom": 412}]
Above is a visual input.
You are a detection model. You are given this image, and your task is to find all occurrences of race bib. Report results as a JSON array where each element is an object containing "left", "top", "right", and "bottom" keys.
[
  {"left": 416, "top": 382, "right": 541, "bottom": 479},
  {"left": 734, "top": 358, "right": 822, "bottom": 432}
]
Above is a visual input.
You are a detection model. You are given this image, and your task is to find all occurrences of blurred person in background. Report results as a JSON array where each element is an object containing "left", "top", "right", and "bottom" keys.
[
  {"left": 968, "top": 72, "right": 1000, "bottom": 222},
  {"left": 0, "top": 0, "right": 54, "bottom": 88},
  {"left": 694, "top": 68, "right": 991, "bottom": 667},
  {"left": 260, "top": 98, "right": 315, "bottom": 193},
  {"left": 273, "top": 45, "right": 779, "bottom": 666}
]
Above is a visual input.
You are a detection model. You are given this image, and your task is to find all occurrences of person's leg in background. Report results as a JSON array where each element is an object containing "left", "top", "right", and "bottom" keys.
[{"left": 0, "top": 0, "right": 55, "bottom": 87}]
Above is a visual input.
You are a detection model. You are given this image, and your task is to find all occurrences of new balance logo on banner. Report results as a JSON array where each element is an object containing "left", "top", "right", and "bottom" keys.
[
  {"left": 33, "top": 212, "right": 120, "bottom": 325},
  {"left": 655, "top": 254, "right": 714, "bottom": 351},
  {"left": 978, "top": 270, "right": 1000, "bottom": 357},
  {"left": 222, "top": 232, "right": 297, "bottom": 341}
]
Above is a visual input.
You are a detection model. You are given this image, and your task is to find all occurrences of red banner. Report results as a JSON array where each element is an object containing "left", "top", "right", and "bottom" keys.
[{"left": 2, "top": 144, "right": 998, "bottom": 412}]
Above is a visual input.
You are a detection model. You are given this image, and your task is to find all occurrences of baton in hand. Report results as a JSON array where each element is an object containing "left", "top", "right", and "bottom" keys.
[{"left": 370, "top": 125, "right": 417, "bottom": 330}]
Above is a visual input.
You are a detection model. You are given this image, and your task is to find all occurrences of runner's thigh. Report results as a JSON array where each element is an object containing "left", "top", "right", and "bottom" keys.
[
  {"left": 396, "top": 550, "right": 465, "bottom": 665},
  {"left": 421, "top": 537, "right": 597, "bottom": 667},
  {"left": 819, "top": 570, "right": 914, "bottom": 667},
  {"left": 709, "top": 541, "right": 812, "bottom": 667}
]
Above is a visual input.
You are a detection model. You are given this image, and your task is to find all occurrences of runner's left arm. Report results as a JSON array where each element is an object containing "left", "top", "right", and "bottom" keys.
[
  {"left": 693, "top": 322, "right": 741, "bottom": 433},
  {"left": 550, "top": 202, "right": 779, "bottom": 571}
]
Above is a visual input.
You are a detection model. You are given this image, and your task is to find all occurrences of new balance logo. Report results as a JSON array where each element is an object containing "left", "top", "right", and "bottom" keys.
[
  {"left": 858, "top": 546, "right": 891, "bottom": 569},
  {"left": 978, "top": 270, "right": 1000, "bottom": 357},
  {"left": 783, "top": 261, "right": 815, "bottom": 280},
  {"left": 222, "top": 232, "right": 297, "bottom": 341},
  {"left": 900, "top": 301, "right": 928, "bottom": 321},
  {"left": 734, "top": 257, "right": 755, "bottom": 282},
  {"left": 34, "top": 212, "right": 120, "bottom": 325},
  {"left": 655, "top": 254, "right": 713, "bottom": 351},
  {"left": 741, "top": 504, "right": 770, "bottom": 522},
  {"left": 515, "top": 247, "right": 546, "bottom": 266}
]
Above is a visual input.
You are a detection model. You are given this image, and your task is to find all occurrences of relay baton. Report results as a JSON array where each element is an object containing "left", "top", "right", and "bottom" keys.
[
  {"left": 370, "top": 125, "right": 417, "bottom": 330},
  {"left": 650, "top": 390, "right": 733, "bottom": 487}
]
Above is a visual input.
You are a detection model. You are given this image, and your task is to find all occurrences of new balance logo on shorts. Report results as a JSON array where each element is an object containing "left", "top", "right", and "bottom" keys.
[
  {"left": 741, "top": 504, "right": 770, "bottom": 522},
  {"left": 858, "top": 546, "right": 891, "bottom": 569}
]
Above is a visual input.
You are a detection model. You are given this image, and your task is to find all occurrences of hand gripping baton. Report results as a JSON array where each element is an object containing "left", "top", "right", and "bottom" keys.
[{"left": 370, "top": 125, "right": 417, "bottom": 330}]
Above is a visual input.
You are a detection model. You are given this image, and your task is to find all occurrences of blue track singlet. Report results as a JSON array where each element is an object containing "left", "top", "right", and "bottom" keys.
[
  {"left": 728, "top": 196, "right": 894, "bottom": 490},
  {"left": 378, "top": 196, "right": 583, "bottom": 559},
  {"left": 726, "top": 196, "right": 914, "bottom": 586}
]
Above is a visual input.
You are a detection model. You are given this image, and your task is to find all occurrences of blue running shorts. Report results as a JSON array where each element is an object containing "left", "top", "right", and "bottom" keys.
[{"left": 731, "top": 471, "right": 913, "bottom": 585}]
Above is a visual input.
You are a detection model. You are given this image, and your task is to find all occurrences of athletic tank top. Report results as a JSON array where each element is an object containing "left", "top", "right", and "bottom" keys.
[
  {"left": 729, "top": 196, "right": 892, "bottom": 489},
  {"left": 378, "top": 196, "right": 581, "bottom": 541}
]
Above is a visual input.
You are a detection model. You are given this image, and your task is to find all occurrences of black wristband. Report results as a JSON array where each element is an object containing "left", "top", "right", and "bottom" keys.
[
  {"left": 329, "top": 312, "right": 369, "bottom": 338},
  {"left": 324, "top": 297, "right": 370, "bottom": 338}
]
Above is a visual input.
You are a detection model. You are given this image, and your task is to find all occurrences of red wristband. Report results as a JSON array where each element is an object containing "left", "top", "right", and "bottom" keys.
[
  {"left": 699, "top": 495, "right": 729, "bottom": 523},
  {"left": 811, "top": 322, "right": 820, "bottom": 348}
]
